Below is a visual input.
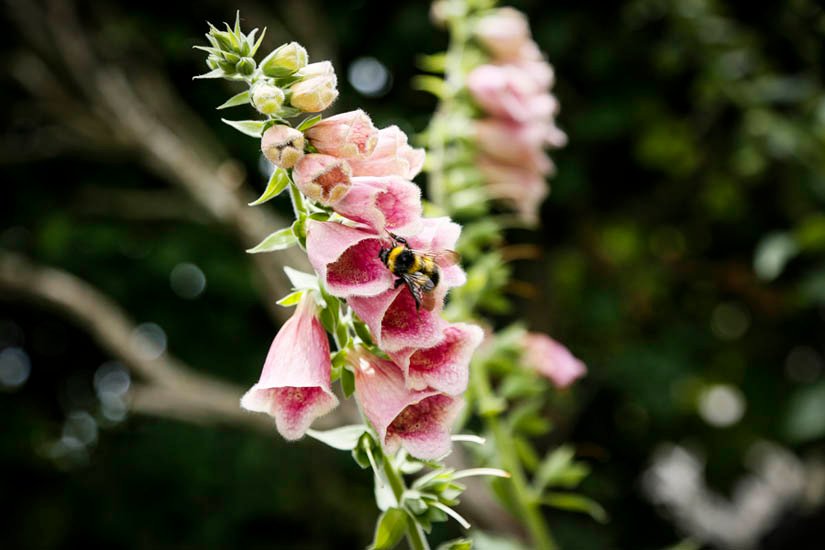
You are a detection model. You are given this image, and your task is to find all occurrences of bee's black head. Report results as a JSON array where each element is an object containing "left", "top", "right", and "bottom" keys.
[{"left": 378, "top": 247, "right": 389, "bottom": 266}]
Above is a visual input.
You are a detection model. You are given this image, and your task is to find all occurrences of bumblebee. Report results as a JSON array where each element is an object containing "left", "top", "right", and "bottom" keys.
[{"left": 378, "top": 234, "right": 460, "bottom": 311}]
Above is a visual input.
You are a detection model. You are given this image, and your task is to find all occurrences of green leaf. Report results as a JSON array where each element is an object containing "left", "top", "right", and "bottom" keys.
[
  {"left": 221, "top": 118, "right": 267, "bottom": 137},
  {"left": 276, "top": 290, "right": 305, "bottom": 307},
  {"left": 353, "top": 319, "right": 374, "bottom": 346},
  {"left": 341, "top": 367, "right": 355, "bottom": 398},
  {"left": 296, "top": 114, "right": 323, "bottom": 132},
  {"left": 369, "top": 508, "right": 408, "bottom": 550},
  {"left": 534, "top": 446, "right": 576, "bottom": 492},
  {"left": 217, "top": 90, "right": 251, "bottom": 110},
  {"left": 249, "top": 168, "right": 290, "bottom": 206},
  {"left": 283, "top": 267, "right": 320, "bottom": 292},
  {"left": 246, "top": 227, "right": 297, "bottom": 253},
  {"left": 193, "top": 68, "right": 226, "bottom": 80},
  {"left": 417, "top": 52, "right": 447, "bottom": 73},
  {"left": 306, "top": 425, "right": 367, "bottom": 451},
  {"left": 541, "top": 492, "right": 608, "bottom": 523},
  {"left": 436, "top": 538, "right": 472, "bottom": 550},
  {"left": 412, "top": 75, "right": 448, "bottom": 99}
]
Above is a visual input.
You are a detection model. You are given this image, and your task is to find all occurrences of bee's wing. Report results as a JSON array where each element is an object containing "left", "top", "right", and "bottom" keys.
[
  {"left": 402, "top": 272, "right": 436, "bottom": 311},
  {"left": 405, "top": 271, "right": 435, "bottom": 292},
  {"left": 419, "top": 249, "right": 461, "bottom": 267}
]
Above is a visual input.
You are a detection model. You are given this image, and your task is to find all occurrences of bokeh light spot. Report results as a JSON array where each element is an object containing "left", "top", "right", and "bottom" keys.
[
  {"left": 698, "top": 384, "right": 746, "bottom": 427},
  {"left": 348, "top": 57, "right": 392, "bottom": 97},
  {"left": 130, "top": 323, "right": 167, "bottom": 361},
  {"left": 170, "top": 262, "right": 207, "bottom": 299},
  {"left": 0, "top": 347, "right": 31, "bottom": 389}
]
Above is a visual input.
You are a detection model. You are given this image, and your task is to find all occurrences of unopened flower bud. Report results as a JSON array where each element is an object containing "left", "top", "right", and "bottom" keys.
[
  {"left": 304, "top": 109, "right": 378, "bottom": 159},
  {"left": 293, "top": 154, "right": 351, "bottom": 204},
  {"left": 236, "top": 57, "right": 256, "bottom": 76},
  {"left": 251, "top": 81, "right": 286, "bottom": 115},
  {"left": 261, "top": 125, "right": 305, "bottom": 169},
  {"left": 211, "top": 29, "right": 236, "bottom": 52},
  {"left": 206, "top": 55, "right": 220, "bottom": 70},
  {"left": 261, "top": 42, "right": 309, "bottom": 77},
  {"left": 475, "top": 8, "right": 531, "bottom": 61},
  {"left": 289, "top": 64, "right": 338, "bottom": 113}
]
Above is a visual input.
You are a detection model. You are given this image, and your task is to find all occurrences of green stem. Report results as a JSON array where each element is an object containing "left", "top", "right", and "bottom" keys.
[
  {"left": 470, "top": 358, "right": 558, "bottom": 550},
  {"left": 287, "top": 180, "right": 305, "bottom": 219},
  {"left": 382, "top": 457, "right": 430, "bottom": 550}
]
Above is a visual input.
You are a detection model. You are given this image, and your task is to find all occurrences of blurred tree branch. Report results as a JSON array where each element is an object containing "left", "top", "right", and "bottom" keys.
[{"left": 7, "top": 0, "right": 311, "bottom": 324}]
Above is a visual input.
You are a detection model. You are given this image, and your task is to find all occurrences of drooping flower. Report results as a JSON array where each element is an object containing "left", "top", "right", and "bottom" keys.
[
  {"left": 522, "top": 332, "right": 586, "bottom": 389},
  {"left": 388, "top": 322, "right": 484, "bottom": 395},
  {"left": 261, "top": 125, "right": 305, "bottom": 169},
  {"left": 292, "top": 153, "right": 352, "bottom": 205},
  {"left": 289, "top": 61, "right": 339, "bottom": 112},
  {"left": 333, "top": 176, "right": 423, "bottom": 234},
  {"left": 346, "top": 217, "right": 466, "bottom": 352},
  {"left": 477, "top": 156, "right": 550, "bottom": 225},
  {"left": 467, "top": 64, "right": 557, "bottom": 123},
  {"left": 351, "top": 348, "right": 462, "bottom": 459},
  {"left": 305, "top": 109, "right": 379, "bottom": 159},
  {"left": 306, "top": 220, "right": 395, "bottom": 298},
  {"left": 240, "top": 295, "right": 338, "bottom": 439},
  {"left": 474, "top": 119, "right": 555, "bottom": 174},
  {"left": 348, "top": 126, "right": 426, "bottom": 180},
  {"left": 474, "top": 7, "right": 531, "bottom": 62}
]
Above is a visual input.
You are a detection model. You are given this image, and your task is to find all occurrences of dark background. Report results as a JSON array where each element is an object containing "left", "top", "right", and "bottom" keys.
[{"left": 2, "top": 0, "right": 825, "bottom": 548}]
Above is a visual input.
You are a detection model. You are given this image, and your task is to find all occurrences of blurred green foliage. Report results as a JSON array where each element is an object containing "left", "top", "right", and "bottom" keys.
[{"left": 2, "top": 0, "right": 825, "bottom": 548}]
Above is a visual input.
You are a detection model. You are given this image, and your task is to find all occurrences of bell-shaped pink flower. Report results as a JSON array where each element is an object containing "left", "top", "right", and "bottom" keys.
[
  {"left": 478, "top": 157, "right": 549, "bottom": 225},
  {"left": 347, "top": 217, "right": 466, "bottom": 352},
  {"left": 261, "top": 124, "right": 305, "bottom": 169},
  {"left": 474, "top": 7, "right": 531, "bottom": 62},
  {"left": 240, "top": 295, "right": 339, "bottom": 439},
  {"left": 388, "top": 322, "right": 484, "bottom": 395},
  {"left": 474, "top": 119, "right": 554, "bottom": 175},
  {"left": 304, "top": 109, "right": 379, "bottom": 159},
  {"left": 348, "top": 126, "right": 425, "bottom": 180},
  {"left": 333, "top": 176, "right": 422, "bottom": 234},
  {"left": 292, "top": 153, "right": 352, "bottom": 205},
  {"left": 467, "top": 64, "right": 557, "bottom": 123},
  {"left": 306, "top": 220, "right": 395, "bottom": 297},
  {"left": 522, "top": 332, "right": 586, "bottom": 388},
  {"left": 352, "top": 348, "right": 462, "bottom": 459}
]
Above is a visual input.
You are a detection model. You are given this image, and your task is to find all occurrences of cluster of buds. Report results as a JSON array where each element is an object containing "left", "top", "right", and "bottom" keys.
[
  {"left": 467, "top": 7, "right": 567, "bottom": 225},
  {"left": 197, "top": 15, "right": 338, "bottom": 118},
  {"left": 239, "top": 96, "right": 482, "bottom": 458}
]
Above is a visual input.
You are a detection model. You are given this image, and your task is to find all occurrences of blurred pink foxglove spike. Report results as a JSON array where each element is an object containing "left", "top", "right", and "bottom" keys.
[
  {"left": 304, "top": 109, "right": 379, "bottom": 159},
  {"left": 240, "top": 296, "right": 339, "bottom": 439},
  {"left": 347, "top": 126, "right": 426, "bottom": 180},
  {"left": 306, "top": 220, "right": 394, "bottom": 297},
  {"left": 522, "top": 332, "right": 586, "bottom": 388},
  {"left": 474, "top": 7, "right": 531, "bottom": 62},
  {"left": 333, "top": 176, "right": 423, "bottom": 234},
  {"left": 388, "top": 322, "right": 484, "bottom": 395},
  {"left": 467, "top": 64, "right": 557, "bottom": 123},
  {"left": 352, "top": 349, "right": 462, "bottom": 459},
  {"left": 261, "top": 125, "right": 305, "bottom": 169},
  {"left": 292, "top": 153, "right": 352, "bottom": 205},
  {"left": 474, "top": 119, "right": 554, "bottom": 174}
]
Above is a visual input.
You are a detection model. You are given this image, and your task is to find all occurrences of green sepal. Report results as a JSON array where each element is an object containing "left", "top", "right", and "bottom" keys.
[
  {"left": 275, "top": 290, "right": 305, "bottom": 307},
  {"left": 221, "top": 118, "right": 267, "bottom": 137},
  {"left": 305, "top": 424, "right": 367, "bottom": 451},
  {"left": 369, "top": 508, "right": 408, "bottom": 550},
  {"left": 296, "top": 114, "right": 323, "bottom": 132},
  {"left": 217, "top": 90, "right": 251, "bottom": 110},
  {"left": 341, "top": 367, "right": 355, "bottom": 398},
  {"left": 249, "top": 167, "right": 291, "bottom": 206},
  {"left": 246, "top": 227, "right": 297, "bottom": 253}
]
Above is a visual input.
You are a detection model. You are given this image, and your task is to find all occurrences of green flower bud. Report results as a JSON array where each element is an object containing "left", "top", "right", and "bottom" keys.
[
  {"left": 222, "top": 51, "right": 240, "bottom": 64},
  {"left": 251, "top": 81, "right": 286, "bottom": 115},
  {"left": 211, "top": 30, "right": 235, "bottom": 52},
  {"left": 218, "top": 59, "right": 236, "bottom": 74},
  {"left": 206, "top": 55, "right": 220, "bottom": 70},
  {"left": 235, "top": 57, "right": 256, "bottom": 76},
  {"left": 260, "top": 42, "right": 309, "bottom": 77}
]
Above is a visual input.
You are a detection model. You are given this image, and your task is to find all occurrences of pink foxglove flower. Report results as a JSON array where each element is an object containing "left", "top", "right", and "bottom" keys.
[
  {"left": 474, "top": 7, "right": 531, "bottom": 62},
  {"left": 477, "top": 157, "right": 549, "bottom": 225},
  {"left": 304, "top": 109, "right": 379, "bottom": 159},
  {"left": 474, "top": 119, "right": 554, "bottom": 175},
  {"left": 240, "top": 295, "right": 339, "bottom": 439},
  {"left": 348, "top": 126, "right": 425, "bottom": 180},
  {"left": 388, "top": 322, "right": 484, "bottom": 395},
  {"left": 292, "top": 153, "right": 352, "bottom": 205},
  {"left": 467, "top": 64, "right": 557, "bottom": 123},
  {"left": 333, "top": 176, "right": 423, "bottom": 234},
  {"left": 352, "top": 349, "right": 462, "bottom": 459},
  {"left": 261, "top": 125, "right": 305, "bottom": 169},
  {"left": 347, "top": 217, "right": 465, "bottom": 352},
  {"left": 522, "top": 332, "right": 586, "bottom": 389},
  {"left": 306, "top": 220, "right": 395, "bottom": 297}
]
